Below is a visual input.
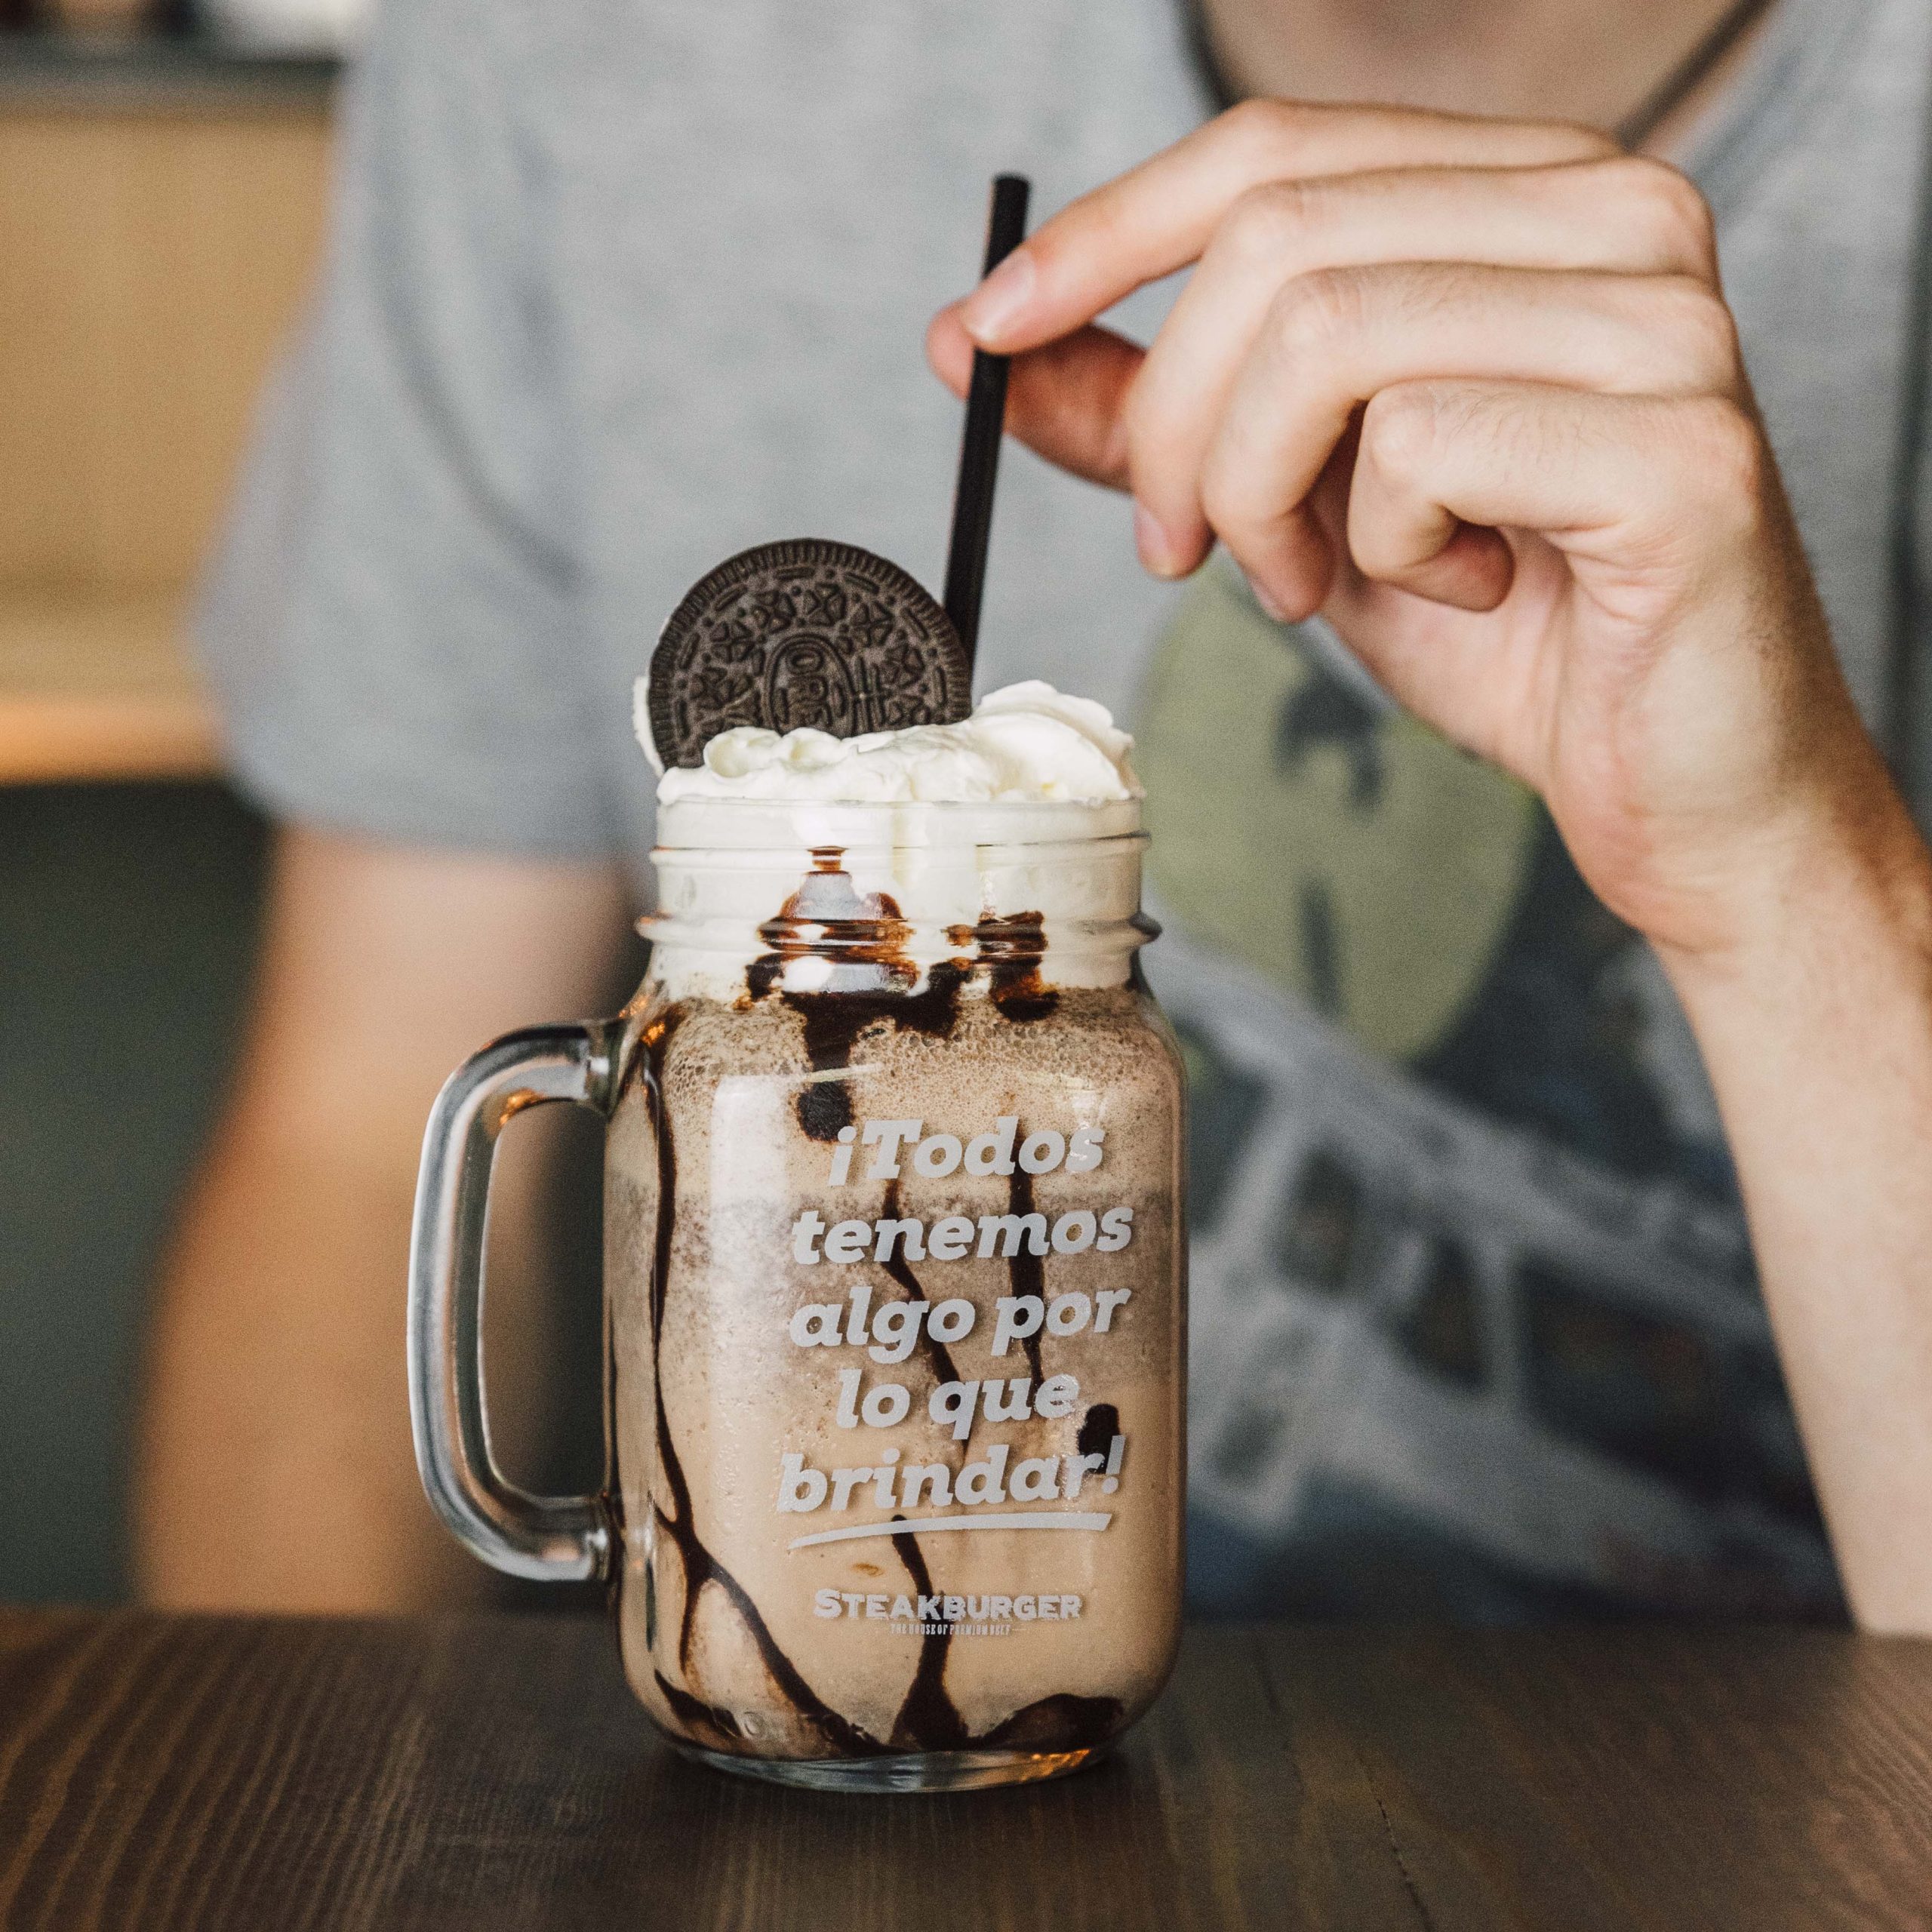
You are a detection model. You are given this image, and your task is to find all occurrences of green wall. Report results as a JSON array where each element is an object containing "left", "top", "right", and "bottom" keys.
[{"left": 0, "top": 782, "right": 266, "bottom": 1603}]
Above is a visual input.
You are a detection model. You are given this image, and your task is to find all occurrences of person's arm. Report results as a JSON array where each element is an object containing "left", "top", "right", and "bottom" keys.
[
  {"left": 931, "top": 100, "right": 1932, "bottom": 1632},
  {"left": 1658, "top": 792, "right": 1932, "bottom": 1632},
  {"left": 134, "top": 827, "right": 632, "bottom": 1613}
]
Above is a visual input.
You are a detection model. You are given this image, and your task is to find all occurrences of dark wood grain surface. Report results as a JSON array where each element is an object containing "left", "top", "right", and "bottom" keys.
[{"left": 2, "top": 1610, "right": 1929, "bottom": 1930}]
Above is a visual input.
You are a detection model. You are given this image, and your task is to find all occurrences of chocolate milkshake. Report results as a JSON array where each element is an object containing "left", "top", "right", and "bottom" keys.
[
  {"left": 407, "top": 672, "right": 1187, "bottom": 1794},
  {"left": 608, "top": 684, "right": 1186, "bottom": 1789}
]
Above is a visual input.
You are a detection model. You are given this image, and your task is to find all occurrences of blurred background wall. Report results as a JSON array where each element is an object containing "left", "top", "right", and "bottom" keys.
[{"left": 0, "top": 0, "right": 352, "bottom": 1599}]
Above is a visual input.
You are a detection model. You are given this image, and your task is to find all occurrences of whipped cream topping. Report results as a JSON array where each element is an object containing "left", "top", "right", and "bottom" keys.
[{"left": 642, "top": 680, "right": 1141, "bottom": 805}]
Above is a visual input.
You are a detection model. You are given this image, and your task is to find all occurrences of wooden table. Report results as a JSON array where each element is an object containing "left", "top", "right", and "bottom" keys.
[{"left": 2, "top": 1611, "right": 1929, "bottom": 1930}]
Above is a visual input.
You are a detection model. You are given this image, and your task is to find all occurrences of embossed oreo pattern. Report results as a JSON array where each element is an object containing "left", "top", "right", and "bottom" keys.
[{"left": 647, "top": 540, "right": 971, "bottom": 768}]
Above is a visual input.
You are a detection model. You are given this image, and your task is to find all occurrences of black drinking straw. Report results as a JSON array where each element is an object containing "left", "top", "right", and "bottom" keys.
[{"left": 943, "top": 173, "right": 1032, "bottom": 675}]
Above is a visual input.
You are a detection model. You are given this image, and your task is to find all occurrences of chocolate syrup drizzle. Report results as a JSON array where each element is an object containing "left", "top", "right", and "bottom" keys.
[
  {"left": 1078, "top": 1404, "right": 1121, "bottom": 1461},
  {"left": 888, "top": 1522, "right": 971, "bottom": 1751},
  {"left": 948, "top": 909, "right": 1060, "bottom": 1024},
  {"left": 636, "top": 849, "right": 1124, "bottom": 1761},
  {"left": 880, "top": 1514, "right": 1120, "bottom": 1755},
  {"left": 744, "top": 849, "right": 965, "bottom": 1142},
  {"left": 635, "top": 1009, "right": 882, "bottom": 1758}
]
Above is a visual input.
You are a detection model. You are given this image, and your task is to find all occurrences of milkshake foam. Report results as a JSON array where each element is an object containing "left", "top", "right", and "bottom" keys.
[{"left": 642, "top": 678, "right": 1141, "bottom": 804}]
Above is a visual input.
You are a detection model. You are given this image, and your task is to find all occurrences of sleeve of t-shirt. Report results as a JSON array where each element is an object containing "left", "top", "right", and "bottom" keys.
[{"left": 195, "top": 0, "right": 615, "bottom": 858}]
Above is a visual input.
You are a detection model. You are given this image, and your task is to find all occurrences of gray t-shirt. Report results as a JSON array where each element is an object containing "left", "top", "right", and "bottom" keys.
[{"left": 202, "top": 0, "right": 1932, "bottom": 1620}]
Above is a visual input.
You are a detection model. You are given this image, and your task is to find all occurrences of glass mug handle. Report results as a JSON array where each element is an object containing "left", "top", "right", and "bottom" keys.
[{"left": 408, "top": 1020, "right": 618, "bottom": 1583}]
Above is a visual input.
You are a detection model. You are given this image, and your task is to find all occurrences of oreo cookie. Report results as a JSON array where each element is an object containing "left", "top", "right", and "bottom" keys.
[{"left": 644, "top": 540, "right": 971, "bottom": 769}]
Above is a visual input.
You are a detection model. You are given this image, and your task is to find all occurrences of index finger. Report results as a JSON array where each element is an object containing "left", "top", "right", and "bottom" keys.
[{"left": 958, "top": 99, "right": 1614, "bottom": 352}]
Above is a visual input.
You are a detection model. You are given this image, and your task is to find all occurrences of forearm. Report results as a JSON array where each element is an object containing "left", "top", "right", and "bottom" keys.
[
  {"left": 136, "top": 1109, "right": 485, "bottom": 1612},
  {"left": 1661, "top": 781, "right": 1932, "bottom": 1632},
  {"left": 134, "top": 826, "right": 632, "bottom": 1613}
]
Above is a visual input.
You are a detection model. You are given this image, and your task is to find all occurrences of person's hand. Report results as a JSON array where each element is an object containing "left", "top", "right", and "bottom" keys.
[{"left": 928, "top": 102, "right": 1909, "bottom": 964}]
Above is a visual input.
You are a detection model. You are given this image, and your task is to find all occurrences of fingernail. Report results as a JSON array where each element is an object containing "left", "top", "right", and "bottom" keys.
[
  {"left": 1134, "top": 502, "right": 1181, "bottom": 577},
  {"left": 1244, "top": 570, "right": 1291, "bottom": 623},
  {"left": 960, "top": 249, "right": 1037, "bottom": 346}
]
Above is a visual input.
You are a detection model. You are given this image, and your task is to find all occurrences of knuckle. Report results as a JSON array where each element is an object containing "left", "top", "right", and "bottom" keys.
[
  {"left": 1220, "top": 178, "right": 1320, "bottom": 267},
  {"left": 1217, "top": 96, "right": 1306, "bottom": 164},
  {"left": 1014, "top": 211, "right": 1073, "bottom": 285},
  {"left": 1665, "top": 395, "right": 1770, "bottom": 531},
  {"left": 1681, "top": 395, "right": 1764, "bottom": 486},
  {"left": 1618, "top": 155, "right": 1719, "bottom": 272},
  {"left": 1034, "top": 189, "right": 1122, "bottom": 276},
  {"left": 1267, "top": 266, "right": 1367, "bottom": 359},
  {"left": 1359, "top": 386, "right": 1442, "bottom": 484},
  {"left": 1654, "top": 275, "right": 1741, "bottom": 382}
]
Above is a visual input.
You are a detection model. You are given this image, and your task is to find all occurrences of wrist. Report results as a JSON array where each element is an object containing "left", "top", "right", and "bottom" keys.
[{"left": 1654, "top": 754, "right": 1932, "bottom": 1010}]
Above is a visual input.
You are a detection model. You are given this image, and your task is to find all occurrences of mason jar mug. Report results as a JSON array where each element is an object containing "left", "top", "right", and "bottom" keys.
[{"left": 408, "top": 796, "right": 1186, "bottom": 1792}]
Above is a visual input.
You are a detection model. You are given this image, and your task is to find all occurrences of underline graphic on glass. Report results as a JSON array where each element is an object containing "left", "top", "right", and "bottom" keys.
[{"left": 788, "top": 1511, "right": 1113, "bottom": 1551}]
